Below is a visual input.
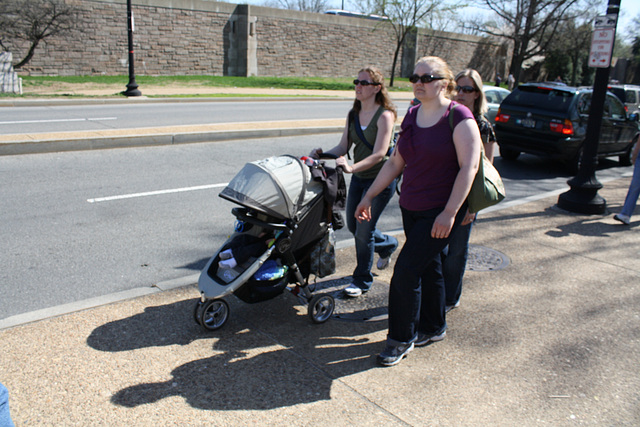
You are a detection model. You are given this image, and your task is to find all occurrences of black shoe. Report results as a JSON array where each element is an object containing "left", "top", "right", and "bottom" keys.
[
  {"left": 377, "top": 342, "right": 414, "bottom": 366},
  {"left": 415, "top": 330, "right": 446, "bottom": 347},
  {"left": 445, "top": 301, "right": 460, "bottom": 313}
]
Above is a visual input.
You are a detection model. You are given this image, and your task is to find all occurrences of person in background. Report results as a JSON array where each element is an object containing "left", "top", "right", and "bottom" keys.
[
  {"left": 0, "top": 383, "right": 15, "bottom": 427},
  {"left": 442, "top": 69, "right": 498, "bottom": 312},
  {"left": 495, "top": 73, "right": 502, "bottom": 87},
  {"left": 355, "top": 56, "right": 481, "bottom": 366},
  {"left": 614, "top": 133, "right": 640, "bottom": 225},
  {"left": 310, "top": 66, "right": 398, "bottom": 298},
  {"left": 507, "top": 73, "right": 515, "bottom": 91}
]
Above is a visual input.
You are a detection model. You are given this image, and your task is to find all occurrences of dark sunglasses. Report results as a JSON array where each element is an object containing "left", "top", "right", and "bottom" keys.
[
  {"left": 353, "top": 79, "right": 381, "bottom": 86},
  {"left": 456, "top": 85, "right": 478, "bottom": 93},
  {"left": 409, "top": 74, "right": 445, "bottom": 84}
]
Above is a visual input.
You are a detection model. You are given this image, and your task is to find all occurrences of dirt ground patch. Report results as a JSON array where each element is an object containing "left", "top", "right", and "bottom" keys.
[{"left": 21, "top": 81, "right": 415, "bottom": 99}]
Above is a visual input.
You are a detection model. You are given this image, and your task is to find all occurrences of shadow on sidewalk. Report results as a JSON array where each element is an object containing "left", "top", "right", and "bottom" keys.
[{"left": 87, "top": 283, "right": 389, "bottom": 410}]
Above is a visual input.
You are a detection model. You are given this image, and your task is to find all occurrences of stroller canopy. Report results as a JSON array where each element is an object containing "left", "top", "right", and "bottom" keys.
[{"left": 220, "top": 155, "right": 323, "bottom": 220}]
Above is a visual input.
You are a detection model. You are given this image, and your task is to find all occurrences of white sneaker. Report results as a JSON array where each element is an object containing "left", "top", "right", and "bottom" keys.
[
  {"left": 377, "top": 256, "right": 391, "bottom": 270},
  {"left": 614, "top": 214, "right": 631, "bottom": 225},
  {"left": 344, "top": 284, "right": 363, "bottom": 297}
]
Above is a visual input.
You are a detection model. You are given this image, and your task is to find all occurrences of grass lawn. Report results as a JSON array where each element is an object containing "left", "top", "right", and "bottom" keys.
[{"left": 3, "top": 75, "right": 414, "bottom": 98}]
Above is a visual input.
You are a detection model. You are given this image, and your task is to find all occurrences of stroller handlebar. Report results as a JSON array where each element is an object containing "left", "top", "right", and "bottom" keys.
[{"left": 231, "top": 207, "right": 291, "bottom": 234}]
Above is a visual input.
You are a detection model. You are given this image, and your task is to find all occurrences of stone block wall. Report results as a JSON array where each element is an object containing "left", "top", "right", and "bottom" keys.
[
  {"left": 3, "top": 0, "right": 509, "bottom": 80},
  {"left": 0, "top": 52, "right": 22, "bottom": 94}
]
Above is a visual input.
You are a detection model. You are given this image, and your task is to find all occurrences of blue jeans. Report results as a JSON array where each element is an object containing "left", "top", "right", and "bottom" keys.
[
  {"left": 387, "top": 206, "right": 465, "bottom": 345},
  {"left": 346, "top": 175, "right": 398, "bottom": 291},
  {"left": 442, "top": 220, "right": 473, "bottom": 306},
  {"left": 0, "top": 383, "right": 14, "bottom": 427},
  {"left": 620, "top": 158, "right": 640, "bottom": 218}
]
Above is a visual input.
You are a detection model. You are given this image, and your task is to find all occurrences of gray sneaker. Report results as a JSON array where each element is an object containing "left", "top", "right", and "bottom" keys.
[
  {"left": 445, "top": 301, "right": 460, "bottom": 313},
  {"left": 377, "top": 342, "right": 414, "bottom": 366},
  {"left": 415, "top": 330, "right": 446, "bottom": 347},
  {"left": 614, "top": 214, "right": 631, "bottom": 225},
  {"left": 376, "top": 255, "right": 391, "bottom": 270}
]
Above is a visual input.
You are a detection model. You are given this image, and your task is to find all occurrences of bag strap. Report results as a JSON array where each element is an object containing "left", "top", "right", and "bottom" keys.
[
  {"left": 349, "top": 110, "right": 375, "bottom": 151},
  {"left": 449, "top": 102, "right": 485, "bottom": 155}
]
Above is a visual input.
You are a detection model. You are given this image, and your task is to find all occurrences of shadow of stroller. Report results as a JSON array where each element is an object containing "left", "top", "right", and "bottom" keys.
[{"left": 88, "top": 288, "right": 388, "bottom": 410}]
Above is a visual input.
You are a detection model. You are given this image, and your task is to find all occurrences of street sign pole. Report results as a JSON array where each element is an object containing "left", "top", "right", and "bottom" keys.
[{"left": 557, "top": 1, "right": 619, "bottom": 214}]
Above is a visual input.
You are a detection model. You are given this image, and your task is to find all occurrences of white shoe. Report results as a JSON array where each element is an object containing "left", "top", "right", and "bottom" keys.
[
  {"left": 614, "top": 214, "right": 631, "bottom": 225},
  {"left": 344, "top": 284, "right": 363, "bottom": 297},
  {"left": 377, "top": 256, "right": 391, "bottom": 270}
]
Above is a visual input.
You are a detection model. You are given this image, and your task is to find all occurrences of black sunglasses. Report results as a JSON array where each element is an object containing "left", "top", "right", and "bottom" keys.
[
  {"left": 456, "top": 85, "right": 477, "bottom": 93},
  {"left": 409, "top": 74, "right": 445, "bottom": 84},
  {"left": 353, "top": 79, "right": 381, "bottom": 86}
]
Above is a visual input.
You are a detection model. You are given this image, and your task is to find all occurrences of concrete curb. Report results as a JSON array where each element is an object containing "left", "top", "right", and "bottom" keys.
[{"left": 0, "top": 126, "right": 344, "bottom": 156}]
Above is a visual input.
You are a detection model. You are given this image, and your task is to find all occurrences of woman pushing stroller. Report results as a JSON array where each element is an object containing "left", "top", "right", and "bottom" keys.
[{"left": 310, "top": 66, "right": 398, "bottom": 298}]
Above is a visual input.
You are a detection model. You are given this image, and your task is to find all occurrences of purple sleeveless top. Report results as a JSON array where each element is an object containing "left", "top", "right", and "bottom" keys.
[{"left": 397, "top": 101, "right": 474, "bottom": 211}]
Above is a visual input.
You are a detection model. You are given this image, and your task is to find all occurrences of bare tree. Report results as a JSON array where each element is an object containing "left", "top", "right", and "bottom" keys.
[
  {"left": 0, "top": 0, "right": 81, "bottom": 69},
  {"left": 264, "top": 0, "right": 331, "bottom": 12},
  {"left": 467, "top": 0, "right": 585, "bottom": 84},
  {"left": 359, "top": 0, "right": 445, "bottom": 86}
]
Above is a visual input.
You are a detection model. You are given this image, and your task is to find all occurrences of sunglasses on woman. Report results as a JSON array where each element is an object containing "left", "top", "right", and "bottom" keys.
[
  {"left": 408, "top": 74, "right": 445, "bottom": 84},
  {"left": 353, "top": 79, "right": 381, "bottom": 86},
  {"left": 455, "top": 85, "right": 478, "bottom": 93}
]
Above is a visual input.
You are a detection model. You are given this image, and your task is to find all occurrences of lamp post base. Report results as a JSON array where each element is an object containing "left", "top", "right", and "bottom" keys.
[
  {"left": 123, "top": 80, "right": 141, "bottom": 97},
  {"left": 557, "top": 182, "right": 606, "bottom": 214}
]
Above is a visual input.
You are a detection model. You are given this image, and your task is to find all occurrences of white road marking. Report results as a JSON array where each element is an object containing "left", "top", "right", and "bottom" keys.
[
  {"left": 0, "top": 117, "right": 117, "bottom": 125},
  {"left": 87, "top": 183, "right": 228, "bottom": 203}
]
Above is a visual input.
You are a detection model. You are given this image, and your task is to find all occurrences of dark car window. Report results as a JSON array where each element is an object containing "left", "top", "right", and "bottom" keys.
[
  {"left": 607, "top": 95, "right": 626, "bottom": 120},
  {"left": 626, "top": 90, "right": 637, "bottom": 104},
  {"left": 577, "top": 93, "right": 592, "bottom": 115},
  {"left": 608, "top": 87, "right": 626, "bottom": 102},
  {"left": 485, "top": 91, "right": 500, "bottom": 104},
  {"left": 504, "top": 85, "right": 575, "bottom": 112}
]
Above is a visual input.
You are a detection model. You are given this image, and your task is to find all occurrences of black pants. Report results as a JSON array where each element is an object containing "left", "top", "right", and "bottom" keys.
[{"left": 386, "top": 206, "right": 465, "bottom": 345}]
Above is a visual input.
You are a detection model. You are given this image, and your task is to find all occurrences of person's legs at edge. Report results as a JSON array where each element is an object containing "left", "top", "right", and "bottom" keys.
[
  {"left": 618, "top": 157, "right": 640, "bottom": 219},
  {"left": 442, "top": 221, "right": 472, "bottom": 309},
  {"left": 0, "top": 383, "right": 15, "bottom": 427}
]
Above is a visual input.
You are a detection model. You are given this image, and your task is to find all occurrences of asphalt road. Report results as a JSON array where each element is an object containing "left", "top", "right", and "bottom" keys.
[
  {"left": 0, "top": 100, "right": 367, "bottom": 134},
  {"left": 0, "top": 132, "right": 633, "bottom": 323}
]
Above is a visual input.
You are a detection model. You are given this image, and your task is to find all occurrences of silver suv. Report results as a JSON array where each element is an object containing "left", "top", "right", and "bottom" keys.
[{"left": 607, "top": 84, "right": 640, "bottom": 115}]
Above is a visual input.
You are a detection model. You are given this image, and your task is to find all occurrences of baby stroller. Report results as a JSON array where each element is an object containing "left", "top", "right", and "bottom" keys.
[{"left": 194, "top": 154, "right": 345, "bottom": 331}]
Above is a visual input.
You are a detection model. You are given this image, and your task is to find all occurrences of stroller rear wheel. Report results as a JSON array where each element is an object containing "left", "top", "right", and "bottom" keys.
[
  {"left": 308, "top": 294, "right": 335, "bottom": 324},
  {"left": 196, "top": 299, "right": 230, "bottom": 331}
]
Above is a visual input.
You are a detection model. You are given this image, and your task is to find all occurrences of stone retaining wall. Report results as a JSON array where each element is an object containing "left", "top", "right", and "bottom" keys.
[
  {"left": 0, "top": 52, "right": 22, "bottom": 94},
  {"left": 4, "top": 0, "right": 509, "bottom": 80}
]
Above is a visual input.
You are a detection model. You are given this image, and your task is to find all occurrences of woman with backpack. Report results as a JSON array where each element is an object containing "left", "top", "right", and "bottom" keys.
[
  {"left": 309, "top": 66, "right": 398, "bottom": 298},
  {"left": 355, "top": 57, "right": 482, "bottom": 366}
]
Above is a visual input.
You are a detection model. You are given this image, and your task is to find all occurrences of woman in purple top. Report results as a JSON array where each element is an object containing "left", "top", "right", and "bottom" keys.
[{"left": 355, "top": 56, "right": 482, "bottom": 366}]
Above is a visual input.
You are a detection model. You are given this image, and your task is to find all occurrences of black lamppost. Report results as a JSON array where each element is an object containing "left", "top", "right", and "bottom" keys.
[
  {"left": 557, "top": 0, "right": 620, "bottom": 214},
  {"left": 123, "top": 0, "right": 141, "bottom": 97}
]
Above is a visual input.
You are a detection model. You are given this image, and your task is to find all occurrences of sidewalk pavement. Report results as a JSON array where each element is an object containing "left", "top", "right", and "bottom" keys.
[
  {"left": 1, "top": 178, "right": 639, "bottom": 425},
  {"left": 1, "top": 91, "right": 639, "bottom": 425}
]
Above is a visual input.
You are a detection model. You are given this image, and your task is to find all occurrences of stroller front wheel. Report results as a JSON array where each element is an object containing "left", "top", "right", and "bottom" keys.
[
  {"left": 308, "top": 294, "right": 335, "bottom": 324},
  {"left": 196, "top": 299, "right": 230, "bottom": 331}
]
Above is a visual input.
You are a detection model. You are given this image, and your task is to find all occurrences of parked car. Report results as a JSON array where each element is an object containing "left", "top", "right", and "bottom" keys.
[
  {"left": 407, "top": 86, "right": 510, "bottom": 125},
  {"left": 483, "top": 86, "right": 511, "bottom": 125},
  {"left": 607, "top": 84, "right": 640, "bottom": 115},
  {"left": 494, "top": 82, "right": 639, "bottom": 173}
]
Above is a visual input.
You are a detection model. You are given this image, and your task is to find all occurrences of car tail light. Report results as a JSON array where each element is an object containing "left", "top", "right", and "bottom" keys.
[
  {"left": 549, "top": 119, "right": 573, "bottom": 135},
  {"left": 495, "top": 109, "right": 510, "bottom": 123}
]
